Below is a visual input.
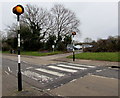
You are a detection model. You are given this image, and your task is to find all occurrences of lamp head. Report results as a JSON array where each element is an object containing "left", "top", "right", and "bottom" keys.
[{"left": 13, "top": 5, "right": 24, "bottom": 15}]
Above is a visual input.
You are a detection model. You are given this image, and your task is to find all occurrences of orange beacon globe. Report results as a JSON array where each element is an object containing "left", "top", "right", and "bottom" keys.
[
  {"left": 16, "top": 6, "right": 23, "bottom": 13},
  {"left": 13, "top": 5, "right": 24, "bottom": 15}
]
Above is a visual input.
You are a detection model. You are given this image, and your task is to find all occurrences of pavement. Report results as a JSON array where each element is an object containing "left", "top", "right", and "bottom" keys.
[
  {"left": 2, "top": 72, "right": 53, "bottom": 96},
  {"left": 50, "top": 75, "right": 118, "bottom": 96},
  {"left": 1, "top": 53, "right": 119, "bottom": 97}
]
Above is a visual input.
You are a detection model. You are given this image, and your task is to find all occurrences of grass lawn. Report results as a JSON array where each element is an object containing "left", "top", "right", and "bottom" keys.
[
  {"left": 67, "top": 52, "right": 120, "bottom": 62},
  {"left": 2, "top": 51, "right": 63, "bottom": 56}
]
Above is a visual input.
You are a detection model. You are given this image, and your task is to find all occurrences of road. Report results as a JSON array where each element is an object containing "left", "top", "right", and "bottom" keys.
[{"left": 2, "top": 53, "right": 119, "bottom": 97}]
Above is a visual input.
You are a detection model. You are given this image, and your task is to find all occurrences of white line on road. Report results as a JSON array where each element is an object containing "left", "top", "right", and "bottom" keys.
[
  {"left": 7, "top": 67, "right": 12, "bottom": 72},
  {"left": 48, "top": 66, "right": 77, "bottom": 73},
  {"left": 22, "top": 61, "right": 28, "bottom": 64},
  {"left": 66, "top": 63, "right": 95, "bottom": 68},
  {"left": 96, "top": 70, "right": 102, "bottom": 72},
  {"left": 26, "top": 67, "right": 33, "bottom": 69},
  {"left": 91, "top": 75, "right": 118, "bottom": 80},
  {"left": 35, "top": 68, "right": 65, "bottom": 77},
  {"left": 5, "top": 71, "right": 9, "bottom": 75},
  {"left": 57, "top": 64, "right": 87, "bottom": 70}
]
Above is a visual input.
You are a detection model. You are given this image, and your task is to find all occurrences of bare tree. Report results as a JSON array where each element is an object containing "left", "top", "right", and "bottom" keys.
[
  {"left": 5, "top": 4, "right": 81, "bottom": 51},
  {"left": 21, "top": 4, "right": 54, "bottom": 41},
  {"left": 51, "top": 4, "right": 80, "bottom": 42}
]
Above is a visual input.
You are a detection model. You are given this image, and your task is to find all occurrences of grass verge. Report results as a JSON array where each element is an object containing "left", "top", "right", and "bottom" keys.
[
  {"left": 67, "top": 52, "right": 120, "bottom": 62},
  {"left": 2, "top": 51, "right": 63, "bottom": 56}
]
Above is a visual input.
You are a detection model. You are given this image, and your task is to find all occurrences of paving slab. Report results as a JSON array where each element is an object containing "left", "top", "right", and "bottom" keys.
[{"left": 50, "top": 75, "right": 118, "bottom": 96}]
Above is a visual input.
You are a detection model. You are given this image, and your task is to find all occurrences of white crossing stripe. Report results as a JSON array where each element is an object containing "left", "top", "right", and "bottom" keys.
[
  {"left": 48, "top": 66, "right": 77, "bottom": 73},
  {"left": 35, "top": 68, "right": 65, "bottom": 77},
  {"left": 57, "top": 64, "right": 87, "bottom": 70},
  {"left": 66, "top": 63, "right": 95, "bottom": 68},
  {"left": 22, "top": 70, "right": 52, "bottom": 81},
  {"left": 26, "top": 67, "right": 33, "bottom": 69}
]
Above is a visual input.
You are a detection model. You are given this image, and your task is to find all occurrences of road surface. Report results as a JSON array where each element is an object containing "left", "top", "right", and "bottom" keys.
[{"left": 2, "top": 54, "right": 119, "bottom": 97}]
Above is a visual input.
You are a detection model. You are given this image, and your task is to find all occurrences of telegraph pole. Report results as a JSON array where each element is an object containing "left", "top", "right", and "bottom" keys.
[{"left": 12, "top": 5, "right": 24, "bottom": 91}]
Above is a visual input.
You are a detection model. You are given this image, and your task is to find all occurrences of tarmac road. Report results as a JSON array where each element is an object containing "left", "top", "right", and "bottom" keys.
[{"left": 2, "top": 53, "right": 119, "bottom": 97}]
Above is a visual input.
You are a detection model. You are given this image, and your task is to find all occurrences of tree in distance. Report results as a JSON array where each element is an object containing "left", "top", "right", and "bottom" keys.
[{"left": 5, "top": 4, "right": 80, "bottom": 51}]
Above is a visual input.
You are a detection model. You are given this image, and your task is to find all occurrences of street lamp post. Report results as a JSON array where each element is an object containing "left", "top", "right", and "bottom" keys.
[
  {"left": 72, "top": 32, "right": 76, "bottom": 61},
  {"left": 12, "top": 5, "right": 24, "bottom": 91}
]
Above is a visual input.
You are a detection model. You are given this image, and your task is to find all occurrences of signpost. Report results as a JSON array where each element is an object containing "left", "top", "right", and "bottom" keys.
[
  {"left": 12, "top": 5, "right": 24, "bottom": 91},
  {"left": 72, "top": 32, "right": 76, "bottom": 61}
]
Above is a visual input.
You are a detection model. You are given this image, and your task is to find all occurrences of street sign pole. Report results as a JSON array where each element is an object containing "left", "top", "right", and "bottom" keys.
[{"left": 12, "top": 5, "right": 24, "bottom": 91}]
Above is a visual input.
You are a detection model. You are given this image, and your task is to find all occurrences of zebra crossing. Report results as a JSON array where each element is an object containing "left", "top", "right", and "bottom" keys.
[{"left": 22, "top": 63, "right": 96, "bottom": 85}]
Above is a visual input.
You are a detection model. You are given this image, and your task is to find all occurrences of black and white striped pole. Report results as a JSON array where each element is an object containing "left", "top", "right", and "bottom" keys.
[
  {"left": 13, "top": 5, "right": 24, "bottom": 91},
  {"left": 17, "top": 15, "right": 22, "bottom": 91},
  {"left": 72, "top": 32, "right": 76, "bottom": 61}
]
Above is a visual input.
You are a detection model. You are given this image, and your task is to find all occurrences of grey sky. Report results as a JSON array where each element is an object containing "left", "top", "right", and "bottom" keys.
[{"left": 0, "top": 1, "right": 118, "bottom": 42}]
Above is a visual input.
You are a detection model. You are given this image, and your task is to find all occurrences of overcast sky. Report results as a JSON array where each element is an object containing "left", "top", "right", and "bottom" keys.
[{"left": 0, "top": 0, "right": 118, "bottom": 42}]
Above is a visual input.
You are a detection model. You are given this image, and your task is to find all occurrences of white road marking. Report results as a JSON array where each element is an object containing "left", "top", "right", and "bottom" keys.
[
  {"left": 26, "top": 67, "right": 33, "bottom": 69},
  {"left": 22, "top": 70, "right": 52, "bottom": 81},
  {"left": 35, "top": 68, "right": 65, "bottom": 77},
  {"left": 66, "top": 63, "right": 95, "bottom": 68},
  {"left": 48, "top": 66, "right": 77, "bottom": 73},
  {"left": 91, "top": 75, "right": 117, "bottom": 80},
  {"left": 57, "top": 64, "right": 87, "bottom": 70},
  {"left": 47, "top": 89, "right": 50, "bottom": 91},
  {"left": 8, "top": 67, "right": 12, "bottom": 72},
  {"left": 22, "top": 61, "right": 28, "bottom": 64},
  {"left": 96, "top": 70, "right": 102, "bottom": 72},
  {"left": 70, "top": 79, "right": 77, "bottom": 82},
  {"left": 5, "top": 71, "right": 9, "bottom": 75}
]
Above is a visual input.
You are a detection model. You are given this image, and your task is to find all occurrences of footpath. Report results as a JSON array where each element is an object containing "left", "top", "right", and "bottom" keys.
[{"left": 2, "top": 53, "right": 119, "bottom": 97}]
